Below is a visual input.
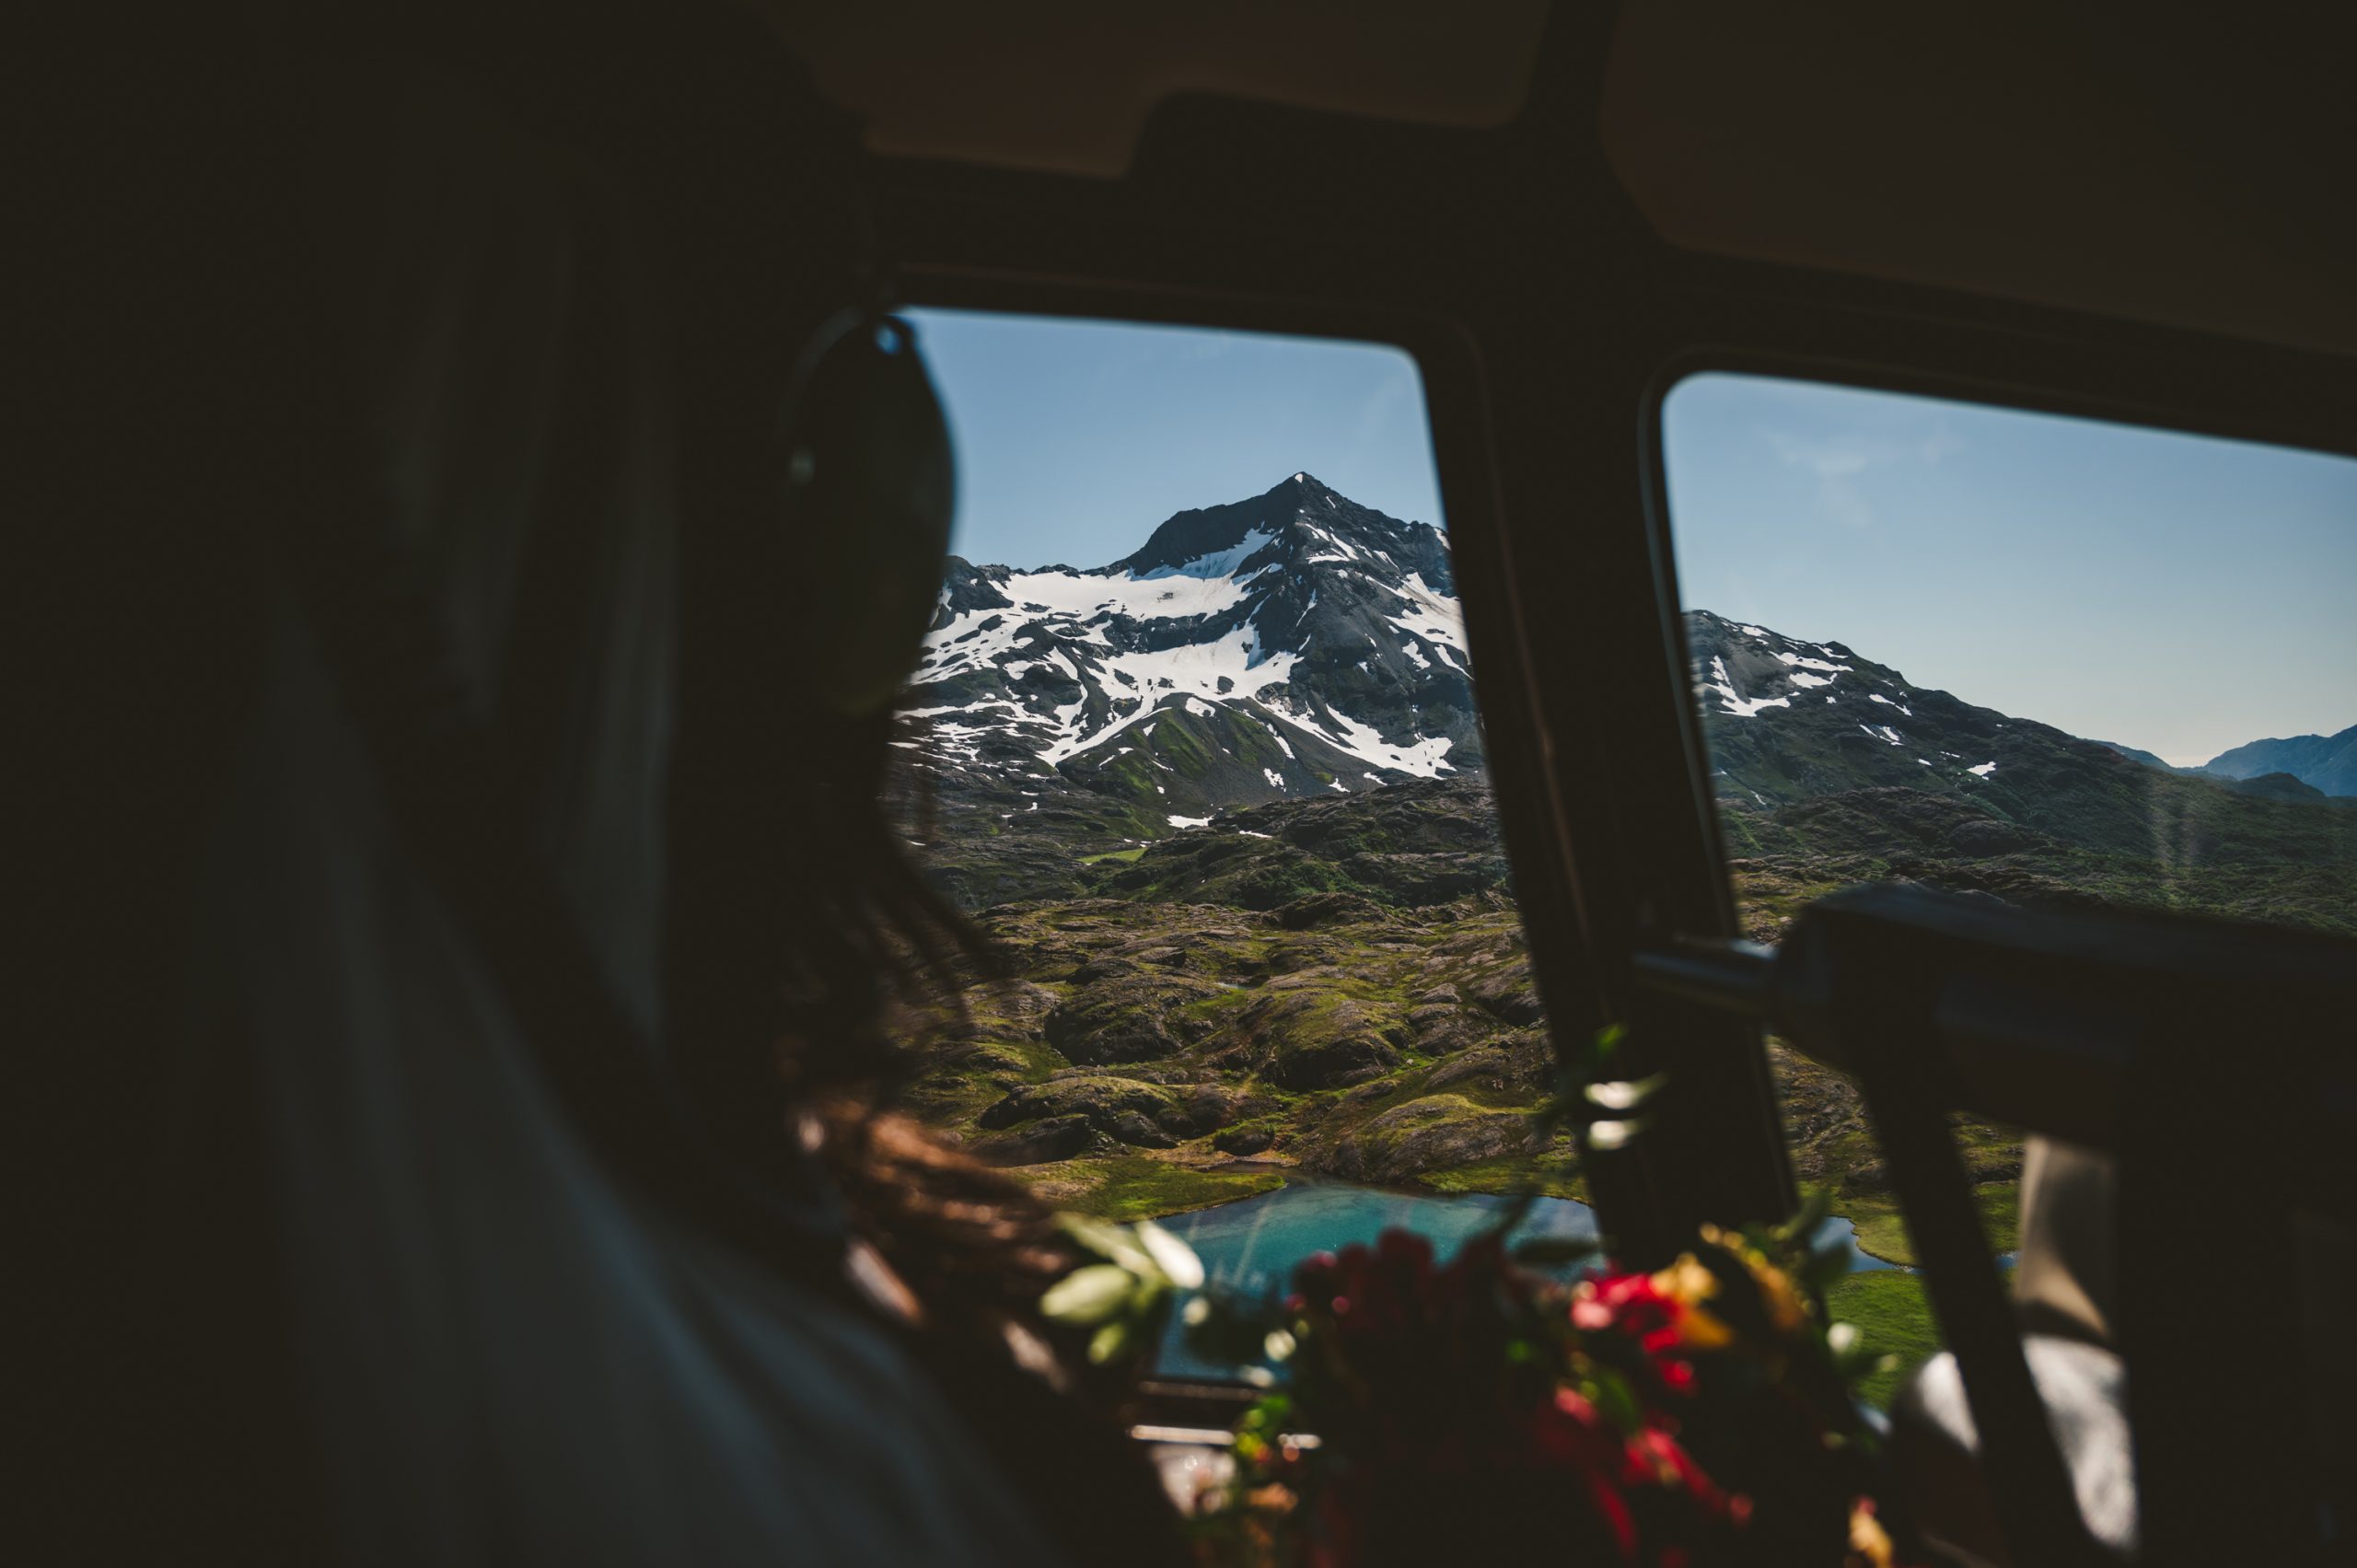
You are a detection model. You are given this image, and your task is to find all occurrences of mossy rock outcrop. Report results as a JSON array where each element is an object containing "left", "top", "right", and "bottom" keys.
[
  {"left": 950, "top": 980, "right": 1065, "bottom": 1041},
  {"left": 1462, "top": 959, "right": 1543, "bottom": 1025},
  {"left": 1213, "top": 1124, "right": 1276, "bottom": 1156},
  {"left": 1271, "top": 891, "right": 1394, "bottom": 930},
  {"left": 1308, "top": 1094, "right": 1534, "bottom": 1183},
  {"left": 1421, "top": 1032, "right": 1553, "bottom": 1098},
  {"left": 970, "top": 1113, "right": 1111, "bottom": 1164},
  {"left": 1267, "top": 1035, "right": 1400, "bottom": 1089},
  {"left": 979, "top": 1074, "right": 1174, "bottom": 1132},
  {"left": 1403, "top": 1000, "right": 1503, "bottom": 1054},
  {"left": 1155, "top": 1083, "right": 1261, "bottom": 1137},
  {"left": 1253, "top": 993, "right": 1409, "bottom": 1089},
  {"left": 1042, "top": 970, "right": 1225, "bottom": 1063}
]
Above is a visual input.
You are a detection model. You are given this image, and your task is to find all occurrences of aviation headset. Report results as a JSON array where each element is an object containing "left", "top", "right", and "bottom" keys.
[{"left": 775, "top": 304, "right": 957, "bottom": 718}]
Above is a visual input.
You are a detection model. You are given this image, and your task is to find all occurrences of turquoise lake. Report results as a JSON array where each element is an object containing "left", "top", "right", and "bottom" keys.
[{"left": 1153, "top": 1179, "right": 1898, "bottom": 1377}]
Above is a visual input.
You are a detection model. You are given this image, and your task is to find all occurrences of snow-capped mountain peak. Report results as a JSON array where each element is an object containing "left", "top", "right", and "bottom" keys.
[{"left": 901, "top": 475, "right": 1480, "bottom": 827}]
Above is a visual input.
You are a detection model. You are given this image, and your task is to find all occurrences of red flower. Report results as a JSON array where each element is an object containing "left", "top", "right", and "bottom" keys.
[{"left": 1574, "top": 1270, "right": 1708, "bottom": 1397}]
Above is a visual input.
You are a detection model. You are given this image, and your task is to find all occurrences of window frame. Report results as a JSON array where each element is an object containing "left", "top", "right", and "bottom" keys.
[
  {"left": 887, "top": 278, "right": 1626, "bottom": 1299},
  {"left": 1635, "top": 343, "right": 2357, "bottom": 956},
  {"left": 1617, "top": 285, "right": 2357, "bottom": 1253}
]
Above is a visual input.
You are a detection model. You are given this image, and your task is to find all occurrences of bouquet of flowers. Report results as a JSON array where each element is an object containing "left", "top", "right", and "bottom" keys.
[{"left": 1172, "top": 1199, "right": 1899, "bottom": 1567}]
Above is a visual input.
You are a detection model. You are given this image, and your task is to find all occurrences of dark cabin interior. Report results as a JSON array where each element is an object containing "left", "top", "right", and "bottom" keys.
[{"left": 23, "top": 5, "right": 2356, "bottom": 1565}]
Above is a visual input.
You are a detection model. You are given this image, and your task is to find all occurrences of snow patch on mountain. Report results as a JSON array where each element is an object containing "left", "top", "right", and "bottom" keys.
[
  {"left": 1776, "top": 651, "right": 1852, "bottom": 674},
  {"left": 1391, "top": 573, "right": 1468, "bottom": 655},
  {"left": 1706, "top": 655, "right": 1793, "bottom": 718},
  {"left": 1138, "top": 527, "right": 1278, "bottom": 583},
  {"left": 1316, "top": 709, "right": 1457, "bottom": 777}
]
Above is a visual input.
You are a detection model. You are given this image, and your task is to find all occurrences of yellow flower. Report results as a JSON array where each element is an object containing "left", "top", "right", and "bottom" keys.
[
  {"left": 1846, "top": 1500, "right": 1895, "bottom": 1567},
  {"left": 1652, "top": 1252, "right": 1716, "bottom": 1307},
  {"left": 1696, "top": 1225, "right": 1809, "bottom": 1334},
  {"left": 1650, "top": 1254, "right": 1736, "bottom": 1349},
  {"left": 1747, "top": 1257, "right": 1807, "bottom": 1333}
]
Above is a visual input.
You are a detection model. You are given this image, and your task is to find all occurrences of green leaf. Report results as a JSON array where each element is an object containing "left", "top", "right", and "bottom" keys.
[
  {"left": 1040, "top": 1264, "right": 1140, "bottom": 1326},
  {"left": 1582, "top": 1073, "right": 1667, "bottom": 1113},
  {"left": 1055, "top": 1214, "right": 1152, "bottom": 1275},
  {"left": 1588, "top": 1365, "right": 1643, "bottom": 1434},
  {"left": 1135, "top": 1220, "right": 1205, "bottom": 1290},
  {"left": 1584, "top": 1114, "right": 1653, "bottom": 1151},
  {"left": 1087, "top": 1317, "right": 1136, "bottom": 1365},
  {"left": 1240, "top": 1393, "right": 1294, "bottom": 1436}
]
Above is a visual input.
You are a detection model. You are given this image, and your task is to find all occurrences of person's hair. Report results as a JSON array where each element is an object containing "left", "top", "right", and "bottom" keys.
[{"left": 613, "top": 41, "right": 1178, "bottom": 1555}]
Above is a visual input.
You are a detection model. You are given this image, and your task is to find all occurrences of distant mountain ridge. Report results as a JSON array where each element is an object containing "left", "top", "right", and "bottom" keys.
[
  {"left": 1685, "top": 610, "right": 2357, "bottom": 868},
  {"left": 2092, "top": 729, "right": 2354, "bottom": 800},
  {"left": 2093, "top": 739, "right": 2200, "bottom": 775},
  {"left": 2198, "top": 725, "right": 2357, "bottom": 798}
]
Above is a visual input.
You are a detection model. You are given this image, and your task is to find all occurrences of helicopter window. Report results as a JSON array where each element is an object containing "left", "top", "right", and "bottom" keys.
[
  {"left": 888, "top": 308, "right": 1591, "bottom": 1376},
  {"left": 1658, "top": 370, "right": 2357, "bottom": 1398}
]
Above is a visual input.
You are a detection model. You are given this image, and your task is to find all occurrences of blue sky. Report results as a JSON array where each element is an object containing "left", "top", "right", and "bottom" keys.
[
  {"left": 908, "top": 309, "right": 1445, "bottom": 568},
  {"left": 1663, "top": 375, "right": 2357, "bottom": 764},
  {"left": 909, "top": 311, "right": 2354, "bottom": 766}
]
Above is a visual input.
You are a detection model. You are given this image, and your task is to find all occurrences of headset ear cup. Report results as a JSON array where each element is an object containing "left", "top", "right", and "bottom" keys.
[{"left": 779, "top": 312, "right": 955, "bottom": 717}]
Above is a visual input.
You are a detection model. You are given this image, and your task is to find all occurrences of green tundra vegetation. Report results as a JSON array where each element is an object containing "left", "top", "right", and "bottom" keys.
[
  {"left": 906, "top": 760, "right": 2352, "bottom": 1217},
  {"left": 897, "top": 757, "right": 2352, "bottom": 1394}
]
